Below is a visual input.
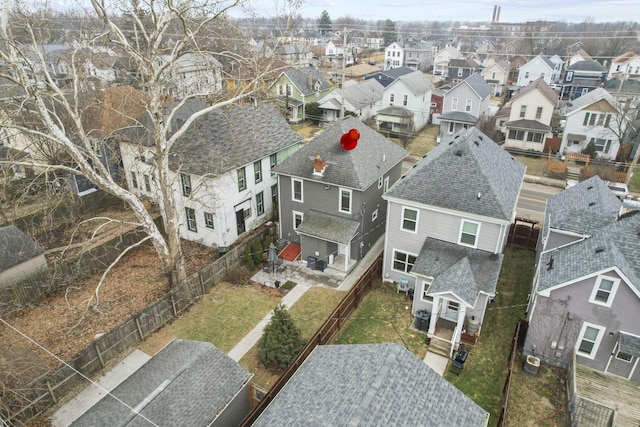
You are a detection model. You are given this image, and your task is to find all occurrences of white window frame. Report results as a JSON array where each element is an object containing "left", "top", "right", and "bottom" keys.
[
  {"left": 131, "top": 172, "right": 138, "bottom": 189},
  {"left": 237, "top": 167, "right": 246, "bottom": 191},
  {"left": 465, "top": 99, "right": 472, "bottom": 112},
  {"left": 339, "top": 188, "right": 352, "bottom": 214},
  {"left": 293, "top": 210, "right": 304, "bottom": 231},
  {"left": 588, "top": 276, "right": 620, "bottom": 307},
  {"left": 451, "top": 97, "right": 458, "bottom": 111},
  {"left": 185, "top": 207, "right": 197, "bottom": 232},
  {"left": 389, "top": 93, "right": 395, "bottom": 105},
  {"left": 576, "top": 322, "right": 605, "bottom": 360},
  {"left": 403, "top": 94, "right": 408, "bottom": 106},
  {"left": 519, "top": 105, "right": 527, "bottom": 118},
  {"left": 254, "top": 160, "right": 262, "bottom": 184},
  {"left": 256, "top": 191, "right": 265, "bottom": 216},
  {"left": 448, "top": 121, "right": 455, "bottom": 134},
  {"left": 292, "top": 178, "right": 303, "bottom": 202},
  {"left": 615, "top": 345, "right": 633, "bottom": 362},
  {"left": 459, "top": 219, "right": 480, "bottom": 248},
  {"left": 535, "top": 107, "right": 543, "bottom": 120},
  {"left": 421, "top": 277, "right": 434, "bottom": 302},
  {"left": 384, "top": 176, "right": 390, "bottom": 192},
  {"left": 392, "top": 249, "right": 417, "bottom": 274},
  {"left": 144, "top": 174, "right": 151, "bottom": 192},
  {"left": 204, "top": 212, "right": 214, "bottom": 229},
  {"left": 401, "top": 206, "right": 419, "bottom": 233},
  {"left": 180, "top": 173, "right": 192, "bottom": 196}
]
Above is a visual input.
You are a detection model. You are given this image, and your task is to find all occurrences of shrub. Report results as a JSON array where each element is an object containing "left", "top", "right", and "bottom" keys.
[
  {"left": 258, "top": 303, "right": 305, "bottom": 369},
  {"left": 252, "top": 239, "right": 263, "bottom": 266},
  {"left": 243, "top": 244, "right": 255, "bottom": 270}
]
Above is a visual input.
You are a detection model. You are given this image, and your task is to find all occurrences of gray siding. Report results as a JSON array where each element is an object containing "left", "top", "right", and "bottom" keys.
[
  {"left": 443, "top": 84, "right": 480, "bottom": 116},
  {"left": 211, "top": 382, "right": 251, "bottom": 427},
  {"left": 545, "top": 231, "right": 583, "bottom": 251}
]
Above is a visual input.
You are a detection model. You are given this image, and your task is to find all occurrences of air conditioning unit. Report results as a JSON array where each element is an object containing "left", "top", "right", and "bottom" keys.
[{"left": 524, "top": 355, "right": 540, "bottom": 375}]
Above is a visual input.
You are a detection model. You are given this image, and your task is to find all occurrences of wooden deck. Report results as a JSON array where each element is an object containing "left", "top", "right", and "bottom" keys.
[{"left": 574, "top": 364, "right": 640, "bottom": 426}]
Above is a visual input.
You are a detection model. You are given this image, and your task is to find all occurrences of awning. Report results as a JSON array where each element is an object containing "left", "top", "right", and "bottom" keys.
[
  {"left": 296, "top": 210, "right": 359, "bottom": 245},
  {"left": 566, "top": 133, "right": 586, "bottom": 141},
  {"left": 618, "top": 332, "right": 640, "bottom": 358}
]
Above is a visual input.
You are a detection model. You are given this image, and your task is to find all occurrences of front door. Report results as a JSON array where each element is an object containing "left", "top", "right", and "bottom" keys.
[
  {"left": 442, "top": 300, "right": 460, "bottom": 322},
  {"left": 236, "top": 209, "right": 246, "bottom": 235}
]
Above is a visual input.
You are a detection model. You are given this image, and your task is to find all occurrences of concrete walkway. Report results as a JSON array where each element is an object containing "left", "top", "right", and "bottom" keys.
[
  {"left": 423, "top": 351, "right": 449, "bottom": 376},
  {"left": 227, "top": 283, "right": 310, "bottom": 362}
]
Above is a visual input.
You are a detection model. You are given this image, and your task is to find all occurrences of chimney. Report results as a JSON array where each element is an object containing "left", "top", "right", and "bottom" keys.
[
  {"left": 496, "top": 6, "right": 501, "bottom": 22},
  {"left": 313, "top": 153, "right": 326, "bottom": 176},
  {"left": 307, "top": 71, "right": 313, "bottom": 90},
  {"left": 492, "top": 5, "right": 497, "bottom": 23}
]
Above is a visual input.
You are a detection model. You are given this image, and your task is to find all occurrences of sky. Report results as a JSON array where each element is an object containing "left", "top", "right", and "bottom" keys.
[{"left": 237, "top": 0, "right": 640, "bottom": 24}]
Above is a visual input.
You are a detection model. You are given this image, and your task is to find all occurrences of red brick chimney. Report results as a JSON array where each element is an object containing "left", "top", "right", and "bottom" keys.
[{"left": 313, "top": 153, "right": 326, "bottom": 176}]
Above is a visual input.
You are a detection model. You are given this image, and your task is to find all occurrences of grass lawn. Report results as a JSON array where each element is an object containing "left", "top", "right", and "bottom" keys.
[
  {"left": 513, "top": 154, "right": 547, "bottom": 176},
  {"left": 629, "top": 168, "right": 640, "bottom": 193},
  {"left": 445, "top": 247, "right": 534, "bottom": 425},
  {"left": 137, "top": 282, "right": 282, "bottom": 356},
  {"left": 332, "top": 280, "right": 427, "bottom": 359},
  {"left": 239, "top": 287, "right": 345, "bottom": 391},
  {"left": 407, "top": 124, "right": 439, "bottom": 156}
]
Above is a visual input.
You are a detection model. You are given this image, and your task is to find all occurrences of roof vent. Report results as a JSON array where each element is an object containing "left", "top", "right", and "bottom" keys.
[
  {"left": 449, "top": 140, "right": 455, "bottom": 145},
  {"left": 473, "top": 140, "right": 480, "bottom": 146},
  {"left": 478, "top": 135, "right": 483, "bottom": 141},
  {"left": 477, "top": 192, "right": 482, "bottom": 200},
  {"left": 455, "top": 150, "right": 462, "bottom": 156},
  {"left": 587, "top": 185, "right": 593, "bottom": 190},
  {"left": 588, "top": 202, "right": 596, "bottom": 206},
  {"left": 546, "top": 257, "right": 554, "bottom": 270},
  {"left": 454, "top": 134, "right": 460, "bottom": 139},
  {"left": 595, "top": 247, "right": 605, "bottom": 253}
]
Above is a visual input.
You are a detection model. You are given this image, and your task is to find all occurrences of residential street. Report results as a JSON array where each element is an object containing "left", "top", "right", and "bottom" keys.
[{"left": 516, "top": 181, "right": 563, "bottom": 222}]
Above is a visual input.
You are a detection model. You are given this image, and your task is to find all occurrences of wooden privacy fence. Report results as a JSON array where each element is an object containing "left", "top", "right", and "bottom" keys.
[
  {"left": 4, "top": 226, "right": 275, "bottom": 425},
  {"left": 240, "top": 256, "right": 383, "bottom": 426},
  {"left": 496, "top": 319, "right": 526, "bottom": 427},
  {"left": 507, "top": 218, "right": 540, "bottom": 250}
]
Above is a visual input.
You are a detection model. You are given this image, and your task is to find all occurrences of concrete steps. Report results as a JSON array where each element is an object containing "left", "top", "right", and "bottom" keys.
[{"left": 427, "top": 337, "right": 452, "bottom": 359}]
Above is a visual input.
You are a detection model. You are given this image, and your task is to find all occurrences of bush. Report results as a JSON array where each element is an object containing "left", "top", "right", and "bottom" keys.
[
  {"left": 258, "top": 303, "right": 305, "bottom": 369},
  {"left": 252, "top": 239, "right": 263, "bottom": 266},
  {"left": 243, "top": 244, "right": 255, "bottom": 270},
  {"left": 582, "top": 141, "right": 597, "bottom": 159}
]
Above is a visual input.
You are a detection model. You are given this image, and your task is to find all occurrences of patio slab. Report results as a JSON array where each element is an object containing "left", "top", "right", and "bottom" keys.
[{"left": 423, "top": 351, "right": 449, "bottom": 376}]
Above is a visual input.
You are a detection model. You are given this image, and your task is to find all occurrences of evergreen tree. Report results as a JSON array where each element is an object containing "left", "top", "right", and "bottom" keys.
[
  {"left": 318, "top": 10, "right": 332, "bottom": 35},
  {"left": 383, "top": 19, "right": 397, "bottom": 47},
  {"left": 244, "top": 244, "right": 255, "bottom": 270},
  {"left": 252, "top": 238, "right": 264, "bottom": 266},
  {"left": 258, "top": 304, "right": 305, "bottom": 369},
  {"left": 305, "top": 102, "right": 322, "bottom": 124},
  {"left": 582, "top": 140, "right": 598, "bottom": 159}
]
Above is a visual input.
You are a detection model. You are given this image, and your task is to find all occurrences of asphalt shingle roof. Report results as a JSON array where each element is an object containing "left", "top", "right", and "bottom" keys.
[
  {"left": 385, "top": 127, "right": 525, "bottom": 221},
  {"left": 619, "top": 332, "right": 640, "bottom": 358},
  {"left": 463, "top": 73, "right": 493, "bottom": 100},
  {"left": 0, "top": 226, "right": 44, "bottom": 273},
  {"left": 273, "top": 117, "right": 407, "bottom": 190},
  {"left": 439, "top": 111, "right": 478, "bottom": 122},
  {"left": 511, "top": 77, "right": 558, "bottom": 106},
  {"left": 253, "top": 344, "right": 488, "bottom": 426},
  {"left": 296, "top": 210, "right": 360, "bottom": 244},
  {"left": 566, "top": 87, "right": 618, "bottom": 115},
  {"left": 364, "top": 67, "right": 414, "bottom": 88},
  {"left": 168, "top": 103, "right": 302, "bottom": 176},
  {"left": 281, "top": 67, "right": 331, "bottom": 96},
  {"left": 71, "top": 340, "right": 252, "bottom": 426},
  {"left": 567, "top": 60, "right": 605, "bottom": 72},
  {"left": 389, "top": 70, "right": 434, "bottom": 95},
  {"left": 413, "top": 238, "right": 503, "bottom": 303},
  {"left": 504, "top": 119, "right": 551, "bottom": 132}
]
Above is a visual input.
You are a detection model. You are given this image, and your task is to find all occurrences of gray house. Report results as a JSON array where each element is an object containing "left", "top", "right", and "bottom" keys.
[
  {"left": 524, "top": 176, "right": 640, "bottom": 380},
  {"left": 383, "top": 127, "right": 525, "bottom": 355},
  {"left": 438, "top": 73, "right": 492, "bottom": 142},
  {"left": 253, "top": 344, "right": 489, "bottom": 426},
  {"left": 0, "top": 225, "right": 47, "bottom": 286},
  {"left": 274, "top": 117, "right": 406, "bottom": 275},
  {"left": 71, "top": 339, "right": 253, "bottom": 426}
]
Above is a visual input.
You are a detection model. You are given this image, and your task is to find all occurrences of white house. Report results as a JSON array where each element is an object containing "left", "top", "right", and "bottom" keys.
[
  {"left": 377, "top": 70, "right": 433, "bottom": 132},
  {"left": 120, "top": 103, "right": 302, "bottom": 249},
  {"left": 517, "top": 54, "right": 563, "bottom": 87},
  {"left": 384, "top": 42, "right": 404, "bottom": 71},
  {"left": 318, "top": 79, "right": 384, "bottom": 122},
  {"left": 607, "top": 51, "right": 640, "bottom": 81},
  {"left": 481, "top": 60, "right": 509, "bottom": 96},
  {"left": 559, "top": 88, "right": 624, "bottom": 160},
  {"left": 433, "top": 46, "right": 464, "bottom": 76},
  {"left": 159, "top": 52, "right": 223, "bottom": 100}
]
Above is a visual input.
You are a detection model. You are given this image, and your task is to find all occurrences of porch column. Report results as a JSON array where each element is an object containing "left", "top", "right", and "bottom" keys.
[
  {"left": 454, "top": 307, "right": 467, "bottom": 349},
  {"left": 344, "top": 243, "right": 350, "bottom": 272},
  {"left": 428, "top": 296, "right": 439, "bottom": 336}
]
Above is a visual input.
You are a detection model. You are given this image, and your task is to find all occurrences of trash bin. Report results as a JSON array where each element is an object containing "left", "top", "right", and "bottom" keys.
[
  {"left": 315, "top": 260, "right": 326, "bottom": 272},
  {"left": 307, "top": 256, "right": 316, "bottom": 269},
  {"left": 415, "top": 309, "right": 431, "bottom": 331}
]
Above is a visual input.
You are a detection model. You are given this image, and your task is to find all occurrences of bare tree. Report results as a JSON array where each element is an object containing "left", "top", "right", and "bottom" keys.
[{"left": 0, "top": 0, "right": 295, "bottom": 301}]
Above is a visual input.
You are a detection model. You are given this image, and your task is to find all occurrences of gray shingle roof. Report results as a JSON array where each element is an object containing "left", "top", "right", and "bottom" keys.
[
  {"left": 273, "top": 117, "right": 407, "bottom": 190},
  {"left": 566, "top": 87, "right": 618, "bottom": 115},
  {"left": 385, "top": 127, "right": 525, "bottom": 221},
  {"left": 253, "top": 344, "right": 488, "bottom": 427},
  {"left": 168, "top": 103, "right": 302, "bottom": 176},
  {"left": 377, "top": 105, "right": 413, "bottom": 117},
  {"left": 463, "top": 73, "right": 492, "bottom": 100},
  {"left": 389, "top": 70, "right": 434, "bottom": 95},
  {"left": 296, "top": 210, "right": 360, "bottom": 244},
  {"left": 619, "top": 332, "right": 640, "bottom": 358},
  {"left": 364, "top": 67, "right": 415, "bottom": 88},
  {"left": 320, "top": 79, "right": 384, "bottom": 110},
  {"left": 439, "top": 111, "right": 478, "bottom": 123},
  {"left": 511, "top": 77, "right": 559, "bottom": 106},
  {"left": 281, "top": 67, "right": 332, "bottom": 96},
  {"left": 504, "top": 119, "right": 551, "bottom": 132},
  {"left": 71, "top": 340, "right": 252, "bottom": 427},
  {"left": 0, "top": 226, "right": 44, "bottom": 273},
  {"left": 413, "top": 238, "right": 503, "bottom": 303},
  {"left": 567, "top": 60, "right": 605, "bottom": 72}
]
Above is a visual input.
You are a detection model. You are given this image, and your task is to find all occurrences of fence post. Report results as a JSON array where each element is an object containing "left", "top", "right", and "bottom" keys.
[
  {"left": 134, "top": 315, "right": 144, "bottom": 341},
  {"left": 94, "top": 342, "right": 105, "bottom": 369},
  {"left": 46, "top": 380, "right": 58, "bottom": 404},
  {"left": 199, "top": 273, "right": 206, "bottom": 296},
  {"left": 170, "top": 292, "right": 177, "bottom": 317}
]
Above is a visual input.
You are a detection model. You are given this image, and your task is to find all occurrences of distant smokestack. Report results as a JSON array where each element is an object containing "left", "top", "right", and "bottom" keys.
[
  {"left": 492, "top": 5, "right": 497, "bottom": 23},
  {"left": 496, "top": 6, "right": 501, "bottom": 23}
]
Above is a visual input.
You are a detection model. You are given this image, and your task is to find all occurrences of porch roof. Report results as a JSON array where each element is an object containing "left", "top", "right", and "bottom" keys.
[
  {"left": 619, "top": 332, "right": 640, "bottom": 358},
  {"left": 296, "top": 210, "right": 359, "bottom": 245},
  {"left": 504, "top": 119, "right": 551, "bottom": 132},
  {"left": 275, "top": 96, "right": 303, "bottom": 107},
  {"left": 438, "top": 111, "right": 477, "bottom": 123},
  {"left": 412, "top": 238, "right": 503, "bottom": 306}
]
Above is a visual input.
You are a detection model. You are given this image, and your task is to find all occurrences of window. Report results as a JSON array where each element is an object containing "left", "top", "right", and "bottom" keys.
[
  {"left": 252, "top": 160, "right": 262, "bottom": 184},
  {"left": 576, "top": 322, "right": 605, "bottom": 359},
  {"left": 589, "top": 276, "right": 619, "bottom": 306},
  {"left": 465, "top": 99, "right": 472, "bottom": 112},
  {"left": 403, "top": 94, "right": 408, "bottom": 106},
  {"left": 448, "top": 121, "right": 455, "bottom": 134},
  {"left": 604, "top": 114, "right": 611, "bottom": 128},
  {"left": 256, "top": 191, "right": 264, "bottom": 216},
  {"left": 131, "top": 172, "right": 138, "bottom": 189},
  {"left": 596, "top": 114, "right": 605, "bottom": 126},
  {"left": 615, "top": 348, "right": 633, "bottom": 362},
  {"left": 144, "top": 174, "right": 151, "bottom": 192},
  {"left": 421, "top": 277, "right": 434, "bottom": 302},
  {"left": 292, "top": 178, "right": 303, "bottom": 202},
  {"left": 270, "top": 153, "right": 278, "bottom": 170},
  {"left": 535, "top": 107, "right": 543, "bottom": 120},
  {"left": 457, "top": 68, "right": 463, "bottom": 77},
  {"left": 237, "top": 167, "right": 246, "bottom": 191},
  {"left": 293, "top": 210, "right": 303, "bottom": 230},
  {"left": 583, "top": 112, "right": 598, "bottom": 126},
  {"left": 384, "top": 176, "right": 389, "bottom": 192},
  {"left": 180, "top": 173, "right": 192, "bottom": 196},
  {"left": 271, "top": 184, "right": 278, "bottom": 205},
  {"left": 185, "top": 207, "right": 197, "bottom": 232},
  {"left": 451, "top": 97, "right": 458, "bottom": 111},
  {"left": 593, "top": 138, "right": 612, "bottom": 154},
  {"left": 339, "top": 188, "right": 352, "bottom": 214},
  {"left": 526, "top": 132, "right": 544, "bottom": 143},
  {"left": 378, "top": 176, "right": 383, "bottom": 189},
  {"left": 389, "top": 93, "right": 395, "bottom": 105},
  {"left": 204, "top": 212, "right": 214, "bottom": 229},
  {"left": 401, "top": 207, "right": 418, "bottom": 232},
  {"left": 371, "top": 209, "right": 378, "bottom": 222},
  {"left": 508, "top": 129, "right": 525, "bottom": 140},
  {"left": 519, "top": 105, "right": 527, "bottom": 118},
  {"left": 459, "top": 220, "right": 480, "bottom": 247},
  {"left": 524, "top": 71, "right": 530, "bottom": 79},
  {"left": 392, "top": 250, "right": 416, "bottom": 273}
]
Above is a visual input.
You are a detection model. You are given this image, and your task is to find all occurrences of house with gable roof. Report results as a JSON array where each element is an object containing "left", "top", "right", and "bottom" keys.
[
  {"left": 382, "top": 127, "right": 525, "bottom": 355},
  {"left": 516, "top": 54, "right": 563, "bottom": 87},
  {"left": 252, "top": 344, "right": 489, "bottom": 426},
  {"left": 317, "top": 78, "right": 384, "bottom": 123},
  {"left": 561, "top": 60, "right": 606, "bottom": 100},
  {"left": 273, "top": 117, "right": 406, "bottom": 275},
  {"left": 558, "top": 87, "right": 624, "bottom": 160},
  {"left": 0, "top": 225, "right": 47, "bottom": 287},
  {"left": 499, "top": 77, "right": 559, "bottom": 152},
  {"left": 120, "top": 103, "right": 302, "bottom": 249},
  {"left": 523, "top": 176, "right": 640, "bottom": 425},
  {"left": 447, "top": 58, "right": 480, "bottom": 84},
  {"left": 433, "top": 46, "right": 464, "bottom": 76},
  {"left": 70, "top": 340, "right": 252, "bottom": 426},
  {"left": 482, "top": 59, "right": 510, "bottom": 96},
  {"left": 607, "top": 51, "right": 640, "bottom": 81},
  {"left": 364, "top": 66, "right": 414, "bottom": 88},
  {"left": 269, "top": 67, "right": 334, "bottom": 123},
  {"left": 438, "top": 73, "right": 492, "bottom": 141},
  {"left": 376, "top": 70, "right": 434, "bottom": 134}
]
